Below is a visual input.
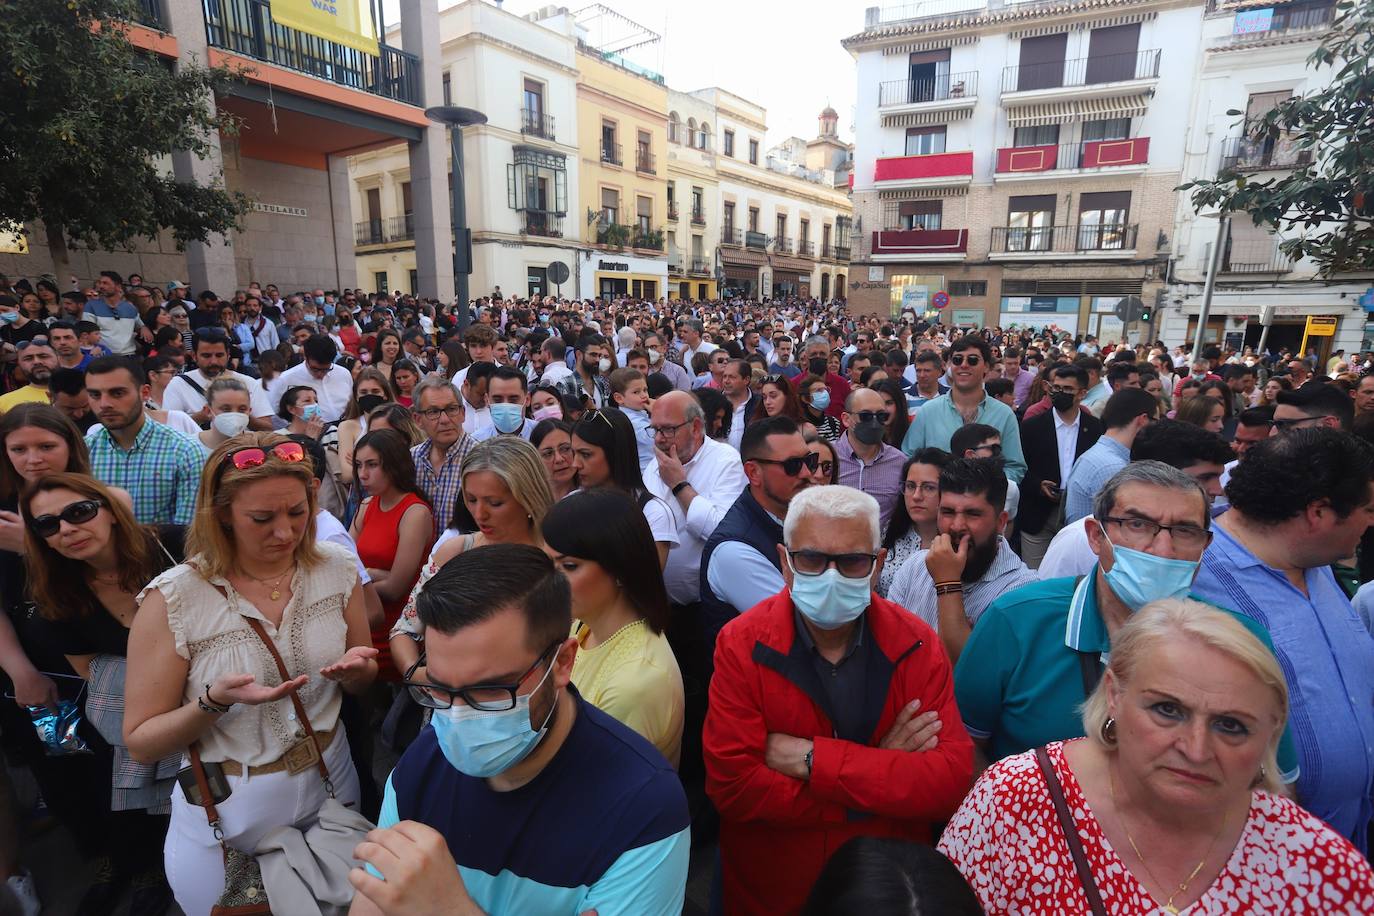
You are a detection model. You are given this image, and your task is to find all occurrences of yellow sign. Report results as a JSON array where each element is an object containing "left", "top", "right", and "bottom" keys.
[
  {"left": 271, "top": 0, "right": 378, "bottom": 57},
  {"left": 1304, "top": 315, "right": 1338, "bottom": 337},
  {"left": 0, "top": 228, "right": 27, "bottom": 255}
]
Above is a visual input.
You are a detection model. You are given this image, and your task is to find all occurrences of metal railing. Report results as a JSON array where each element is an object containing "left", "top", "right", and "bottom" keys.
[
  {"left": 691, "top": 209, "right": 706, "bottom": 226},
  {"left": 690, "top": 257, "right": 710, "bottom": 274},
  {"left": 834, "top": 244, "right": 851, "bottom": 260},
  {"left": 633, "top": 227, "right": 664, "bottom": 251},
  {"left": 1219, "top": 134, "right": 1312, "bottom": 171},
  {"left": 866, "top": 0, "right": 986, "bottom": 26},
  {"left": 797, "top": 240, "right": 815, "bottom": 256},
  {"left": 601, "top": 142, "right": 623, "bottom": 166},
  {"left": 635, "top": 149, "right": 656, "bottom": 174},
  {"left": 745, "top": 230, "right": 768, "bottom": 250},
  {"left": 134, "top": 0, "right": 166, "bottom": 28},
  {"left": 879, "top": 71, "right": 979, "bottom": 107},
  {"left": 821, "top": 243, "right": 835, "bottom": 259},
  {"left": 203, "top": 0, "right": 421, "bottom": 105},
  {"left": 523, "top": 211, "right": 562, "bottom": 238},
  {"left": 1001, "top": 49, "right": 1160, "bottom": 93},
  {"left": 723, "top": 227, "right": 742, "bottom": 245},
  {"left": 355, "top": 219, "right": 384, "bottom": 245},
  {"left": 520, "top": 108, "right": 555, "bottom": 141},
  {"left": 386, "top": 213, "right": 414, "bottom": 242},
  {"left": 1218, "top": 1, "right": 1334, "bottom": 43},
  {"left": 774, "top": 237, "right": 794, "bottom": 254},
  {"left": 991, "top": 223, "right": 1139, "bottom": 253},
  {"left": 1222, "top": 240, "right": 1295, "bottom": 273},
  {"left": 668, "top": 203, "right": 680, "bottom": 220}
]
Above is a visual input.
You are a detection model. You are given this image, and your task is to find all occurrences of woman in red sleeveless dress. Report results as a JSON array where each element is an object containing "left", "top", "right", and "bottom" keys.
[{"left": 350, "top": 428, "right": 433, "bottom": 680}]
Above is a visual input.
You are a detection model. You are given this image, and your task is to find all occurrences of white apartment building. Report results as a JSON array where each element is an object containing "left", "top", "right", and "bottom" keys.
[
  {"left": 350, "top": 0, "right": 583, "bottom": 299},
  {"left": 845, "top": 0, "right": 1202, "bottom": 335},
  {"left": 667, "top": 88, "right": 722, "bottom": 300},
  {"left": 1162, "top": 0, "right": 1365, "bottom": 360}
]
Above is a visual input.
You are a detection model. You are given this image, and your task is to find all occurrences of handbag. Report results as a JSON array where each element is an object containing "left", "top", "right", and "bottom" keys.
[
  {"left": 1035, "top": 746, "right": 1108, "bottom": 916},
  {"left": 187, "top": 616, "right": 374, "bottom": 916}
]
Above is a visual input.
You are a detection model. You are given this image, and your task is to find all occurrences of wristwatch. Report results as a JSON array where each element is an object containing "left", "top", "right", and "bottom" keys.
[
  {"left": 803, "top": 747, "right": 814, "bottom": 777},
  {"left": 671, "top": 480, "right": 691, "bottom": 496}
]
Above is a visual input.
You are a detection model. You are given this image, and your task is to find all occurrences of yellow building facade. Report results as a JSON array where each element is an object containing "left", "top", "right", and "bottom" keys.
[{"left": 575, "top": 48, "right": 670, "bottom": 300}]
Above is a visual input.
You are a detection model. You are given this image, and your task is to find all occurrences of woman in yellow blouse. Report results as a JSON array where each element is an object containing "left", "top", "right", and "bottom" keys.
[{"left": 541, "top": 487, "right": 684, "bottom": 767}]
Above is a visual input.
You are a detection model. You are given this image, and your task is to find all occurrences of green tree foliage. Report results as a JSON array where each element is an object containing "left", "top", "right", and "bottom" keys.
[
  {"left": 0, "top": 0, "right": 250, "bottom": 275},
  {"left": 1180, "top": 0, "right": 1374, "bottom": 276}
]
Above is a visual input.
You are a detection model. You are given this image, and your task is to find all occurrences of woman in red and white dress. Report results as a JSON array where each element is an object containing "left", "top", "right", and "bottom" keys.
[{"left": 940, "top": 598, "right": 1374, "bottom": 915}]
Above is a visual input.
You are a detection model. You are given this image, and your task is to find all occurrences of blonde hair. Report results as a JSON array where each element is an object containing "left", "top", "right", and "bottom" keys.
[
  {"left": 458, "top": 437, "right": 553, "bottom": 541},
  {"left": 1082, "top": 598, "right": 1287, "bottom": 794},
  {"left": 186, "top": 431, "right": 321, "bottom": 580}
]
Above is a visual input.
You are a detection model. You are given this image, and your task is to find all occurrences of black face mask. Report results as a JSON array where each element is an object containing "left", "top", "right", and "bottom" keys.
[
  {"left": 357, "top": 394, "right": 385, "bottom": 415},
  {"left": 1050, "top": 391, "right": 1076, "bottom": 413},
  {"left": 808, "top": 357, "right": 828, "bottom": 377},
  {"left": 853, "top": 419, "right": 886, "bottom": 445}
]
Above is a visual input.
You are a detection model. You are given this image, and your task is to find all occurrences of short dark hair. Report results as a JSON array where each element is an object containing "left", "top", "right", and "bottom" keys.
[
  {"left": 949, "top": 335, "right": 992, "bottom": 364},
  {"left": 1237, "top": 405, "right": 1275, "bottom": 429},
  {"left": 1276, "top": 381, "right": 1353, "bottom": 431},
  {"left": 984, "top": 377, "right": 1014, "bottom": 400},
  {"left": 47, "top": 320, "right": 76, "bottom": 336},
  {"left": 302, "top": 334, "right": 337, "bottom": 365},
  {"left": 1130, "top": 419, "right": 1234, "bottom": 469},
  {"left": 193, "top": 327, "right": 230, "bottom": 352},
  {"left": 938, "top": 457, "right": 1008, "bottom": 512},
  {"left": 1106, "top": 361, "right": 1140, "bottom": 387},
  {"left": 541, "top": 489, "right": 669, "bottom": 635},
  {"left": 1225, "top": 428, "right": 1374, "bottom": 523},
  {"left": 1075, "top": 356, "right": 1103, "bottom": 375},
  {"left": 949, "top": 423, "right": 1000, "bottom": 457},
  {"left": 801, "top": 836, "right": 984, "bottom": 916},
  {"left": 99, "top": 270, "right": 123, "bottom": 286},
  {"left": 47, "top": 367, "right": 87, "bottom": 398},
  {"left": 1100, "top": 388, "right": 1159, "bottom": 430},
  {"left": 73, "top": 320, "right": 99, "bottom": 336},
  {"left": 914, "top": 350, "right": 944, "bottom": 369},
  {"left": 464, "top": 360, "right": 497, "bottom": 386},
  {"left": 1050, "top": 363, "right": 1089, "bottom": 388},
  {"left": 489, "top": 365, "right": 528, "bottom": 391},
  {"left": 416, "top": 543, "right": 571, "bottom": 651},
  {"left": 85, "top": 355, "right": 145, "bottom": 386},
  {"left": 741, "top": 415, "right": 800, "bottom": 462},
  {"left": 578, "top": 333, "right": 609, "bottom": 352}
]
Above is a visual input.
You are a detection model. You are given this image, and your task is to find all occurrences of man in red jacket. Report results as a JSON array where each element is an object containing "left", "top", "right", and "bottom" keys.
[{"left": 704, "top": 485, "right": 974, "bottom": 916}]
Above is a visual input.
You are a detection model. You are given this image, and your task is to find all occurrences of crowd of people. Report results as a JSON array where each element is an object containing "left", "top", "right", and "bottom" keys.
[{"left": 0, "top": 268, "right": 1373, "bottom": 915}]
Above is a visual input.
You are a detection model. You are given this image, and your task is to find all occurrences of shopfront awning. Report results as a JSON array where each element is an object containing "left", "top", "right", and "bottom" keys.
[
  {"left": 721, "top": 248, "right": 768, "bottom": 267},
  {"left": 1004, "top": 94, "right": 1152, "bottom": 128},
  {"left": 882, "top": 106, "right": 975, "bottom": 128},
  {"left": 1005, "top": 99, "right": 1079, "bottom": 128},
  {"left": 1077, "top": 94, "right": 1151, "bottom": 122}
]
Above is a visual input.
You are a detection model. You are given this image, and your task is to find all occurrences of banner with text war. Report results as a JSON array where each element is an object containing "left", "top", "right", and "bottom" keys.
[{"left": 272, "top": 0, "right": 378, "bottom": 57}]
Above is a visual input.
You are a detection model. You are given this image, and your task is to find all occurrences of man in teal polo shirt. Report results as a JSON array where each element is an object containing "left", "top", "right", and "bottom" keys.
[
  {"left": 901, "top": 335, "right": 1026, "bottom": 482},
  {"left": 955, "top": 460, "right": 1299, "bottom": 781}
]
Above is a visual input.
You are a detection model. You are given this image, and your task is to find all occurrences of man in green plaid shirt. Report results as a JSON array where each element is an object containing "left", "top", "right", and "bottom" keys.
[{"left": 84, "top": 357, "right": 205, "bottom": 525}]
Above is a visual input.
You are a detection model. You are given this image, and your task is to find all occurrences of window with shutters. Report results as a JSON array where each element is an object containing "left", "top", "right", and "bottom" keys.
[
  {"left": 1017, "top": 33, "right": 1067, "bottom": 91},
  {"left": 904, "top": 125, "right": 947, "bottom": 156},
  {"left": 885, "top": 200, "right": 943, "bottom": 231},
  {"left": 1008, "top": 194, "right": 1056, "bottom": 251},
  {"left": 601, "top": 188, "right": 619, "bottom": 225},
  {"left": 1078, "top": 191, "right": 1131, "bottom": 249},
  {"left": 1085, "top": 23, "right": 1140, "bottom": 85},
  {"left": 1014, "top": 124, "right": 1060, "bottom": 147}
]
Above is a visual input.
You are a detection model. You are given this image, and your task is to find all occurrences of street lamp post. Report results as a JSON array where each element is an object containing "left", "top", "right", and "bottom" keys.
[
  {"left": 1192, "top": 211, "right": 1231, "bottom": 358},
  {"left": 425, "top": 105, "right": 487, "bottom": 333}
]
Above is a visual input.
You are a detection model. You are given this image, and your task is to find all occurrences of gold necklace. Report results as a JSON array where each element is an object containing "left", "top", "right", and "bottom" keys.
[
  {"left": 244, "top": 565, "right": 295, "bottom": 601},
  {"left": 1109, "top": 770, "right": 1225, "bottom": 914}
]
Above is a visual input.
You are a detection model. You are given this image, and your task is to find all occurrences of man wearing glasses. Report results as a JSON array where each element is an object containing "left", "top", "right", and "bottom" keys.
[
  {"left": 835, "top": 388, "right": 906, "bottom": 530},
  {"left": 409, "top": 376, "right": 474, "bottom": 536},
  {"left": 264, "top": 333, "right": 352, "bottom": 421},
  {"left": 354, "top": 544, "right": 690, "bottom": 916},
  {"left": 704, "top": 485, "right": 973, "bottom": 916},
  {"left": 955, "top": 461, "right": 1299, "bottom": 783},
  {"left": 900, "top": 336, "right": 1027, "bottom": 484},
  {"left": 1272, "top": 381, "right": 1352, "bottom": 434}
]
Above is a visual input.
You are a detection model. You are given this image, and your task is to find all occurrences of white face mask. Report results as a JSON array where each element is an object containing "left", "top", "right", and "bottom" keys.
[
  {"left": 647, "top": 349, "right": 662, "bottom": 365},
  {"left": 212, "top": 411, "right": 250, "bottom": 437}
]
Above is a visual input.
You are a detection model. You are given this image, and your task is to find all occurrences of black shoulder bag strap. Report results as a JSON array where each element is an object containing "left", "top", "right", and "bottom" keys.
[{"left": 1035, "top": 746, "right": 1108, "bottom": 916}]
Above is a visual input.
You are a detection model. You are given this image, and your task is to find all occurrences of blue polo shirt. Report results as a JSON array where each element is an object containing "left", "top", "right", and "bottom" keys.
[
  {"left": 955, "top": 573, "right": 1299, "bottom": 780},
  {"left": 379, "top": 688, "right": 689, "bottom": 915}
]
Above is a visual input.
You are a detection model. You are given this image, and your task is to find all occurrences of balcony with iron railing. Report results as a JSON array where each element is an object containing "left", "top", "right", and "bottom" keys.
[
  {"left": 691, "top": 209, "right": 706, "bottom": 226},
  {"left": 995, "top": 138, "right": 1150, "bottom": 177},
  {"left": 990, "top": 223, "right": 1139, "bottom": 256},
  {"left": 834, "top": 244, "right": 852, "bottom": 261},
  {"left": 386, "top": 213, "right": 414, "bottom": 242},
  {"left": 601, "top": 142, "right": 623, "bottom": 166},
  {"left": 1222, "top": 239, "right": 1295, "bottom": 274},
  {"left": 797, "top": 240, "right": 815, "bottom": 257},
  {"left": 520, "top": 108, "right": 555, "bottom": 141},
  {"left": 635, "top": 149, "right": 656, "bottom": 174},
  {"left": 668, "top": 202, "right": 680, "bottom": 221},
  {"left": 1001, "top": 49, "right": 1160, "bottom": 95},
  {"left": 878, "top": 71, "right": 979, "bottom": 108},
  {"left": 633, "top": 226, "right": 664, "bottom": 251},
  {"left": 745, "top": 230, "right": 768, "bottom": 250},
  {"left": 691, "top": 257, "right": 710, "bottom": 275},
  {"left": 522, "top": 211, "right": 563, "bottom": 238},
  {"left": 203, "top": 0, "right": 421, "bottom": 105},
  {"left": 134, "top": 0, "right": 166, "bottom": 28},
  {"left": 774, "top": 237, "right": 794, "bottom": 254},
  {"left": 723, "top": 227, "right": 742, "bottom": 246},
  {"left": 355, "top": 219, "right": 384, "bottom": 246},
  {"left": 1210, "top": 0, "right": 1335, "bottom": 47},
  {"left": 1219, "top": 134, "right": 1312, "bottom": 171}
]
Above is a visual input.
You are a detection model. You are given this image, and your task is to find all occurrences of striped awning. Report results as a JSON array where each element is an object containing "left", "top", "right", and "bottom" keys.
[
  {"left": 1005, "top": 99, "right": 1079, "bottom": 128},
  {"left": 1078, "top": 93, "right": 1151, "bottom": 121},
  {"left": 882, "top": 105, "right": 975, "bottom": 128}
]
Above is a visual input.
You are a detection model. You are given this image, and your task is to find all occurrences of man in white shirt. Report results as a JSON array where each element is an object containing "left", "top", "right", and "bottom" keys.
[
  {"left": 265, "top": 334, "right": 353, "bottom": 422},
  {"left": 460, "top": 360, "right": 493, "bottom": 433},
  {"left": 678, "top": 319, "right": 717, "bottom": 372},
  {"left": 241, "top": 294, "right": 280, "bottom": 362},
  {"left": 538, "top": 338, "right": 573, "bottom": 387},
  {"left": 161, "top": 328, "right": 274, "bottom": 428}
]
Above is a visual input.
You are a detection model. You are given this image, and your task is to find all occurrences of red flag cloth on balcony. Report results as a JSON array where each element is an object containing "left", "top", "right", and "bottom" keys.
[
  {"left": 874, "top": 152, "right": 974, "bottom": 182},
  {"left": 1081, "top": 137, "right": 1149, "bottom": 168},
  {"left": 871, "top": 229, "right": 969, "bottom": 256}
]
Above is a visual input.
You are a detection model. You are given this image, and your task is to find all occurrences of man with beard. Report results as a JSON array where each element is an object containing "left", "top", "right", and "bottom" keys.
[
  {"left": 554, "top": 333, "right": 613, "bottom": 409},
  {"left": 0, "top": 338, "right": 58, "bottom": 412},
  {"left": 46, "top": 367, "right": 99, "bottom": 432},
  {"left": 888, "top": 458, "right": 1035, "bottom": 662},
  {"left": 241, "top": 293, "right": 280, "bottom": 363},
  {"left": 835, "top": 387, "right": 906, "bottom": 530},
  {"left": 160, "top": 327, "right": 274, "bottom": 428},
  {"left": 84, "top": 357, "right": 204, "bottom": 524},
  {"left": 700, "top": 416, "right": 813, "bottom": 641}
]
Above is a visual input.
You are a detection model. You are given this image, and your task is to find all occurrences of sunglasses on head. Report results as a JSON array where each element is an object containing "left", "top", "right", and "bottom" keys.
[
  {"left": 750, "top": 452, "right": 820, "bottom": 476},
  {"left": 950, "top": 354, "right": 982, "bottom": 367},
  {"left": 28, "top": 498, "right": 103, "bottom": 538},
  {"left": 217, "top": 441, "right": 307, "bottom": 477}
]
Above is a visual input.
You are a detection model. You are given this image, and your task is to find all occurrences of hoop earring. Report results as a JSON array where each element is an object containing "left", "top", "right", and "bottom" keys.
[{"left": 1100, "top": 716, "right": 1118, "bottom": 746}]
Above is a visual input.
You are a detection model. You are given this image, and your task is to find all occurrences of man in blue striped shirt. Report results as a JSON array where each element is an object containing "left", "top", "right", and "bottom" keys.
[{"left": 352, "top": 544, "right": 689, "bottom": 916}]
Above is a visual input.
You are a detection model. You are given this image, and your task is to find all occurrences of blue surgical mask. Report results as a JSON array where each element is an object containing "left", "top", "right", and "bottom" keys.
[
  {"left": 323, "top": 303, "right": 336, "bottom": 317},
  {"left": 489, "top": 403, "right": 524, "bottom": 434},
  {"left": 303, "top": 312, "right": 318, "bottom": 323},
  {"left": 0, "top": 311, "right": 18, "bottom": 325},
  {"left": 302, "top": 404, "right": 321, "bottom": 422},
  {"left": 1101, "top": 539, "right": 1200, "bottom": 612},
  {"left": 314, "top": 295, "right": 325, "bottom": 306},
  {"left": 788, "top": 561, "right": 871, "bottom": 630},
  {"left": 430, "top": 662, "right": 558, "bottom": 777},
  {"left": 810, "top": 389, "right": 831, "bottom": 412}
]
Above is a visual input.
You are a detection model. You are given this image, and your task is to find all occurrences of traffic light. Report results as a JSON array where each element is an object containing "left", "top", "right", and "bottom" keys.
[{"left": 1137, "top": 303, "right": 1153, "bottom": 323}]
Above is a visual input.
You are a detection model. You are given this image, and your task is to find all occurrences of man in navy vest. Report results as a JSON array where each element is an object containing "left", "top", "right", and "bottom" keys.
[
  {"left": 350, "top": 544, "right": 690, "bottom": 915},
  {"left": 701, "top": 416, "right": 814, "bottom": 643}
]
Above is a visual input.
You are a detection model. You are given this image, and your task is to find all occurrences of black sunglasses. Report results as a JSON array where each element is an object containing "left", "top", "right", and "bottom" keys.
[
  {"left": 854, "top": 410, "right": 892, "bottom": 425},
  {"left": 28, "top": 498, "right": 103, "bottom": 538},
  {"left": 950, "top": 354, "right": 983, "bottom": 367},
  {"left": 750, "top": 452, "right": 820, "bottom": 476}
]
